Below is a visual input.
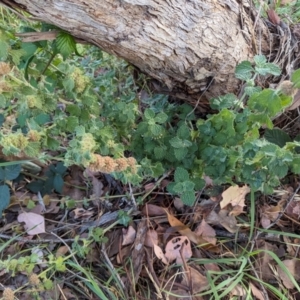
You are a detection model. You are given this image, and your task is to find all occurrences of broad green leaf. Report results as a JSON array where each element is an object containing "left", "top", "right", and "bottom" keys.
[
  {"left": 34, "top": 114, "right": 51, "bottom": 125},
  {"left": 63, "top": 77, "right": 75, "bottom": 93},
  {"left": 154, "top": 146, "right": 166, "bottom": 159},
  {"left": 182, "top": 180, "right": 195, "bottom": 191},
  {"left": 149, "top": 123, "right": 163, "bottom": 136},
  {"left": 235, "top": 61, "right": 253, "bottom": 81},
  {"left": 255, "top": 63, "right": 281, "bottom": 76},
  {"left": 291, "top": 157, "right": 300, "bottom": 173},
  {"left": 280, "top": 94, "right": 293, "bottom": 108},
  {"left": 244, "top": 86, "right": 262, "bottom": 96},
  {"left": 177, "top": 124, "right": 190, "bottom": 139},
  {"left": 0, "top": 164, "right": 21, "bottom": 181},
  {"left": 264, "top": 128, "right": 291, "bottom": 148},
  {"left": 181, "top": 191, "right": 195, "bottom": 206},
  {"left": 0, "top": 185, "right": 10, "bottom": 215},
  {"left": 0, "top": 114, "right": 4, "bottom": 127},
  {"left": 66, "top": 116, "right": 79, "bottom": 132},
  {"left": 174, "top": 167, "right": 189, "bottom": 182},
  {"left": 55, "top": 162, "right": 67, "bottom": 174},
  {"left": 46, "top": 136, "right": 60, "bottom": 150},
  {"left": 291, "top": 69, "right": 300, "bottom": 88},
  {"left": 0, "top": 40, "right": 9, "bottom": 60},
  {"left": 154, "top": 112, "right": 168, "bottom": 124},
  {"left": 210, "top": 93, "right": 239, "bottom": 110},
  {"left": 54, "top": 174, "right": 64, "bottom": 193},
  {"left": 66, "top": 104, "right": 81, "bottom": 117},
  {"left": 254, "top": 55, "right": 267, "bottom": 65},
  {"left": 248, "top": 89, "right": 282, "bottom": 117},
  {"left": 144, "top": 108, "right": 155, "bottom": 120},
  {"left": 55, "top": 32, "right": 76, "bottom": 59},
  {"left": 191, "top": 177, "right": 205, "bottom": 190},
  {"left": 174, "top": 148, "right": 188, "bottom": 160},
  {"left": 170, "top": 136, "right": 184, "bottom": 148},
  {"left": 173, "top": 182, "right": 184, "bottom": 193}
]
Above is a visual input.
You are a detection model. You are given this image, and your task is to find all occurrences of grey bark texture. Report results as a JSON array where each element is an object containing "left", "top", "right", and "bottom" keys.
[{"left": 1, "top": 0, "right": 270, "bottom": 99}]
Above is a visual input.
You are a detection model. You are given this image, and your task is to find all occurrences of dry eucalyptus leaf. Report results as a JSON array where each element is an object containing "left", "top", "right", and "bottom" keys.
[
  {"left": 144, "top": 229, "right": 158, "bottom": 248},
  {"left": 153, "top": 244, "right": 168, "bottom": 265},
  {"left": 218, "top": 209, "right": 238, "bottom": 233},
  {"left": 250, "top": 282, "right": 264, "bottom": 300},
  {"left": 17, "top": 212, "right": 45, "bottom": 235},
  {"left": 181, "top": 266, "right": 209, "bottom": 293},
  {"left": 166, "top": 212, "right": 207, "bottom": 245},
  {"left": 194, "top": 219, "right": 217, "bottom": 245},
  {"left": 142, "top": 204, "right": 168, "bottom": 217},
  {"left": 122, "top": 225, "right": 136, "bottom": 246},
  {"left": 277, "top": 259, "right": 300, "bottom": 289},
  {"left": 165, "top": 236, "right": 192, "bottom": 264}
]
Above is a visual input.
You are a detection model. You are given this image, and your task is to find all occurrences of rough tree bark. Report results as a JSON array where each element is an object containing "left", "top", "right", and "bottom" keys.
[{"left": 1, "top": 0, "right": 271, "bottom": 100}]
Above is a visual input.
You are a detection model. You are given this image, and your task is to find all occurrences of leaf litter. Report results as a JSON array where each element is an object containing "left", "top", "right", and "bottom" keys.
[{"left": 2, "top": 162, "right": 300, "bottom": 300}]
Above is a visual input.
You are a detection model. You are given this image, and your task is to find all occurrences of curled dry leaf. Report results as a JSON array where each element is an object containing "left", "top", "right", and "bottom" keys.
[
  {"left": 17, "top": 212, "right": 45, "bottom": 235},
  {"left": 153, "top": 244, "right": 168, "bottom": 265},
  {"left": 267, "top": 9, "right": 281, "bottom": 25},
  {"left": 165, "top": 236, "right": 192, "bottom": 264},
  {"left": 122, "top": 225, "right": 136, "bottom": 246},
  {"left": 144, "top": 229, "right": 158, "bottom": 248},
  {"left": 194, "top": 219, "right": 217, "bottom": 245},
  {"left": 56, "top": 245, "right": 69, "bottom": 257},
  {"left": 142, "top": 204, "right": 168, "bottom": 217},
  {"left": 181, "top": 266, "right": 209, "bottom": 293},
  {"left": 218, "top": 209, "right": 238, "bottom": 233},
  {"left": 166, "top": 212, "right": 207, "bottom": 245},
  {"left": 250, "top": 282, "right": 265, "bottom": 300},
  {"left": 221, "top": 185, "right": 249, "bottom": 210},
  {"left": 255, "top": 241, "right": 278, "bottom": 281},
  {"left": 231, "top": 284, "right": 246, "bottom": 297},
  {"left": 277, "top": 259, "right": 300, "bottom": 289}
]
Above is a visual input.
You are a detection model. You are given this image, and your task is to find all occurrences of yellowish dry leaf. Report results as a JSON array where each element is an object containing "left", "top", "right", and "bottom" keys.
[
  {"left": 221, "top": 185, "right": 249, "bottom": 209},
  {"left": 153, "top": 244, "right": 168, "bottom": 265}
]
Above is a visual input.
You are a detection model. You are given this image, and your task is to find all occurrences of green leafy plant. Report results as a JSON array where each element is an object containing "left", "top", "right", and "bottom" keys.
[
  {"left": 27, "top": 162, "right": 67, "bottom": 195},
  {"left": 167, "top": 167, "right": 197, "bottom": 206},
  {"left": 0, "top": 162, "right": 22, "bottom": 215}
]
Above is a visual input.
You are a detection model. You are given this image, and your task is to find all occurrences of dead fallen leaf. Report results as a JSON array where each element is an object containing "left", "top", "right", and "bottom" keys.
[
  {"left": 204, "top": 263, "right": 220, "bottom": 272},
  {"left": 142, "top": 204, "right": 168, "bottom": 217},
  {"left": 181, "top": 266, "right": 209, "bottom": 293},
  {"left": 255, "top": 241, "right": 278, "bottom": 281},
  {"left": 277, "top": 259, "right": 300, "bottom": 289},
  {"left": 267, "top": 9, "right": 281, "bottom": 25},
  {"left": 17, "top": 212, "right": 45, "bottom": 235},
  {"left": 166, "top": 212, "right": 207, "bottom": 245},
  {"left": 250, "top": 282, "right": 264, "bottom": 300},
  {"left": 173, "top": 197, "right": 184, "bottom": 211},
  {"left": 194, "top": 219, "right": 217, "bottom": 245},
  {"left": 231, "top": 284, "right": 246, "bottom": 297},
  {"left": 165, "top": 236, "right": 192, "bottom": 264},
  {"left": 218, "top": 209, "right": 238, "bottom": 233},
  {"left": 122, "top": 225, "right": 136, "bottom": 246},
  {"left": 144, "top": 229, "right": 158, "bottom": 248},
  {"left": 56, "top": 245, "right": 69, "bottom": 257},
  {"left": 153, "top": 244, "right": 168, "bottom": 265},
  {"left": 221, "top": 185, "right": 249, "bottom": 209}
]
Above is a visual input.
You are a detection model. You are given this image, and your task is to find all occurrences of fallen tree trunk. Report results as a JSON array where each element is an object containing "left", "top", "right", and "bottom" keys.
[{"left": 0, "top": 0, "right": 273, "bottom": 99}]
